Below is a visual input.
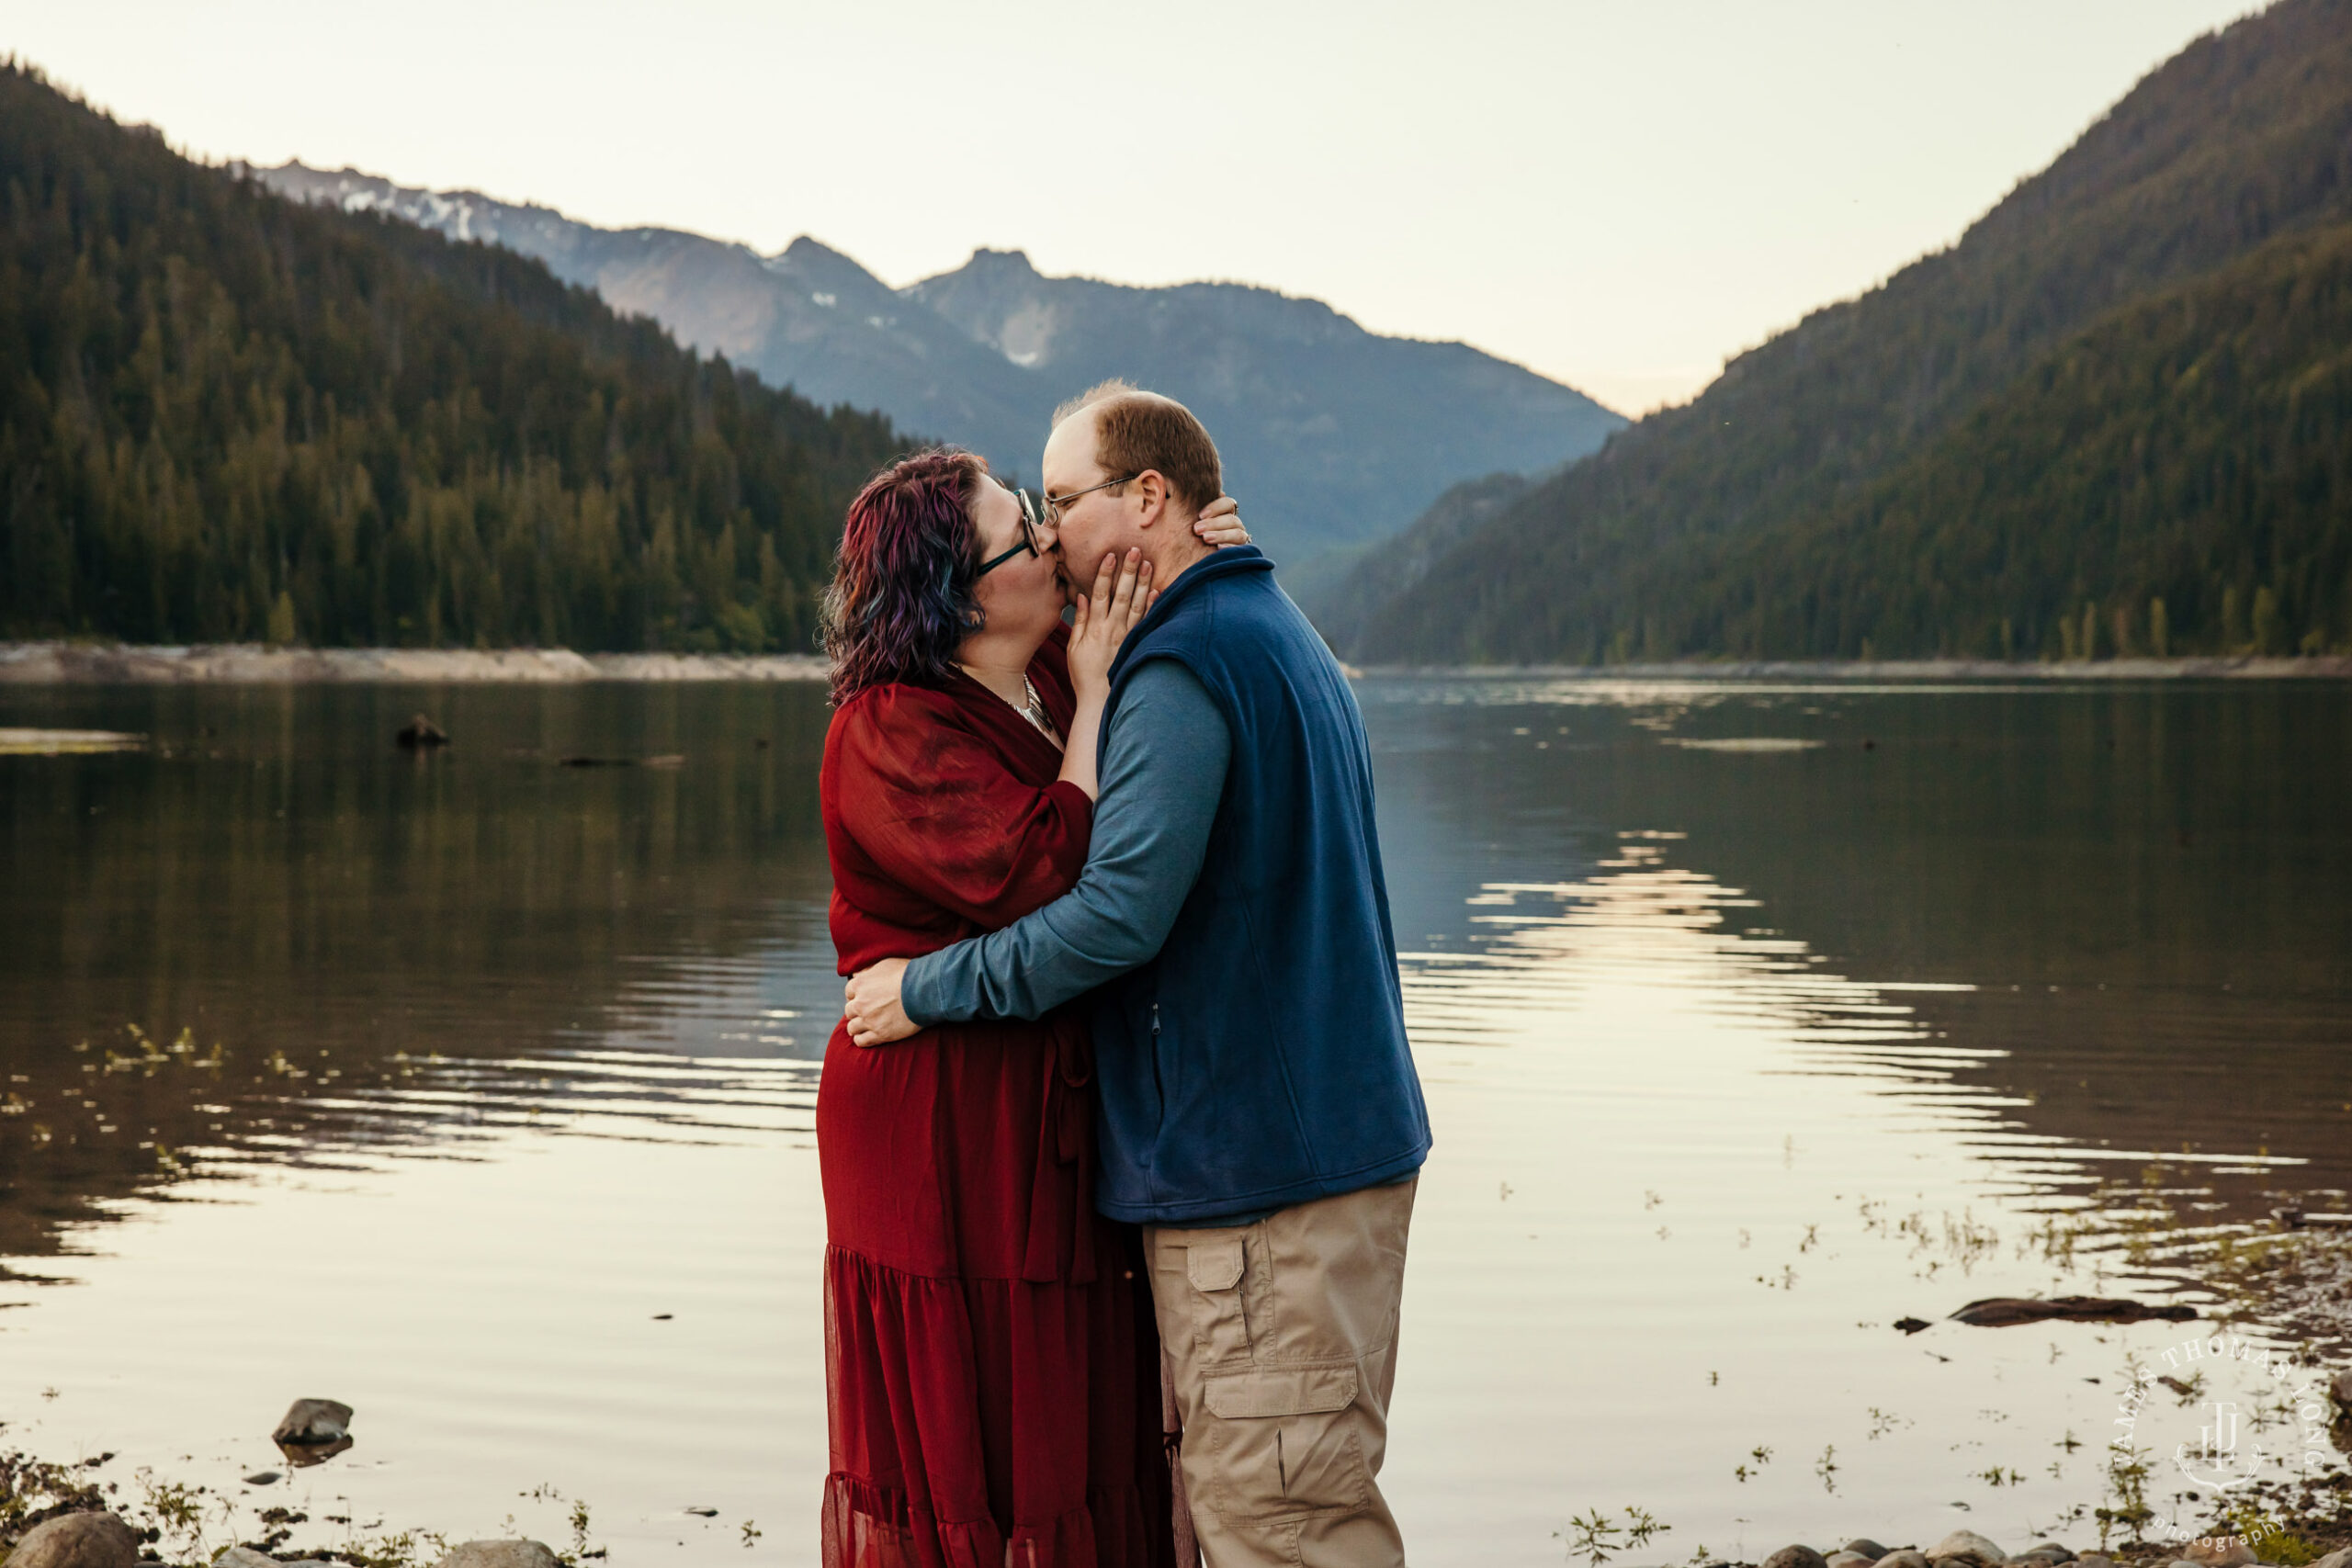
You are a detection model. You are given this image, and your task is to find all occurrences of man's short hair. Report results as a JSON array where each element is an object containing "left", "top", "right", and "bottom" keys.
[{"left": 1052, "top": 379, "right": 1222, "bottom": 514}]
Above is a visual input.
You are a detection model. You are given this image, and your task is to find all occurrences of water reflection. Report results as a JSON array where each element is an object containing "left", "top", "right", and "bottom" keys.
[
  {"left": 0, "top": 677, "right": 2346, "bottom": 1565},
  {"left": 1363, "top": 675, "right": 2352, "bottom": 1202},
  {"left": 1382, "top": 832, "right": 2330, "bottom": 1559}
]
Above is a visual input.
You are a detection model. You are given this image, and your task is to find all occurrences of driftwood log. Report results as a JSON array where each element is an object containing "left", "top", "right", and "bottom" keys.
[{"left": 1949, "top": 1294, "right": 2198, "bottom": 1327}]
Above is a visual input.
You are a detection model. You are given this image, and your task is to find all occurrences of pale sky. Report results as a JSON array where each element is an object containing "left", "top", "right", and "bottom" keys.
[{"left": 3, "top": 0, "right": 2267, "bottom": 414}]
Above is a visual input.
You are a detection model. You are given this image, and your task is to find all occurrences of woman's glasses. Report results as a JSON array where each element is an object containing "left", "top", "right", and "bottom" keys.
[{"left": 977, "top": 486, "right": 1047, "bottom": 577}]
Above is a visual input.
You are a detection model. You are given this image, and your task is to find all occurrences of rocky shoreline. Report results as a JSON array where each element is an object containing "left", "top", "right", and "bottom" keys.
[
  {"left": 0, "top": 1505, "right": 570, "bottom": 1568},
  {"left": 1729, "top": 1522, "right": 2352, "bottom": 1568},
  {"left": 0, "top": 644, "right": 829, "bottom": 684},
  {"left": 5, "top": 1363, "right": 2348, "bottom": 1568},
  {"left": 5, "top": 1470, "right": 2346, "bottom": 1568}
]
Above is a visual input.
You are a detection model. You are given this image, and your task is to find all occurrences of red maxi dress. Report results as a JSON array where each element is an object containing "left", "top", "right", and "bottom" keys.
[{"left": 816, "top": 631, "right": 1177, "bottom": 1568}]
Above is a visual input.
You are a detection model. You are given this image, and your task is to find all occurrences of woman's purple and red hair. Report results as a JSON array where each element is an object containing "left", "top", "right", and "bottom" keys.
[{"left": 821, "top": 447, "right": 991, "bottom": 705}]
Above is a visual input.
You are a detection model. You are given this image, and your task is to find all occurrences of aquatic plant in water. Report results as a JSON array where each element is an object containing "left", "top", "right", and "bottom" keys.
[{"left": 1558, "top": 1505, "right": 1672, "bottom": 1566}]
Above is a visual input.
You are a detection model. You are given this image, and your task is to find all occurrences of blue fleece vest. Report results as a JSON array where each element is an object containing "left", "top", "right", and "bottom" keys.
[{"left": 1091, "top": 547, "right": 1431, "bottom": 1225}]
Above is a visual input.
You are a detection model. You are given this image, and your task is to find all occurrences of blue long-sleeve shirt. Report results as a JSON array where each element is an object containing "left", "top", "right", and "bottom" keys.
[{"left": 900, "top": 659, "right": 1231, "bottom": 1026}]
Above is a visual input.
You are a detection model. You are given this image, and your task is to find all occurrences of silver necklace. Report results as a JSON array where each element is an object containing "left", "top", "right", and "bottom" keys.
[
  {"left": 964, "top": 665, "right": 1057, "bottom": 739},
  {"left": 1018, "top": 674, "right": 1055, "bottom": 737}
]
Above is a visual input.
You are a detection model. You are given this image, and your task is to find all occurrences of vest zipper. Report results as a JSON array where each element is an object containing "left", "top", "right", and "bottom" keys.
[{"left": 1150, "top": 1002, "right": 1163, "bottom": 1111}]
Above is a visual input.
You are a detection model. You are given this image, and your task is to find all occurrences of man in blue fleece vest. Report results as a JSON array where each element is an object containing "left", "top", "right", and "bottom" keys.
[{"left": 844, "top": 381, "right": 1430, "bottom": 1567}]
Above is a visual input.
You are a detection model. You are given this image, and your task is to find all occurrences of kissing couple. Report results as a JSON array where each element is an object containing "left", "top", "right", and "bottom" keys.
[{"left": 817, "top": 381, "right": 1432, "bottom": 1568}]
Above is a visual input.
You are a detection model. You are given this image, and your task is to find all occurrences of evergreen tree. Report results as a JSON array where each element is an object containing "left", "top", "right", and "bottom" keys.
[
  {"left": 1335, "top": 0, "right": 2352, "bottom": 664},
  {"left": 0, "top": 64, "right": 908, "bottom": 650}
]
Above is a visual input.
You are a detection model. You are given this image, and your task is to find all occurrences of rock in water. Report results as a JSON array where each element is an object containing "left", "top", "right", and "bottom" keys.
[
  {"left": 1926, "top": 1531, "right": 2007, "bottom": 1568},
  {"left": 1826, "top": 1554, "right": 1873, "bottom": 1568},
  {"left": 271, "top": 1397, "right": 354, "bottom": 1444},
  {"left": 2020, "top": 1545, "right": 2075, "bottom": 1563},
  {"left": 8, "top": 1512, "right": 141, "bottom": 1568},
  {"left": 1763, "top": 1548, "right": 1828, "bottom": 1568},
  {"left": 433, "top": 1542, "right": 562, "bottom": 1568},
  {"left": 1875, "top": 1552, "right": 1930, "bottom": 1568},
  {"left": 1843, "top": 1542, "right": 1890, "bottom": 1562},
  {"left": 395, "top": 715, "right": 449, "bottom": 750}
]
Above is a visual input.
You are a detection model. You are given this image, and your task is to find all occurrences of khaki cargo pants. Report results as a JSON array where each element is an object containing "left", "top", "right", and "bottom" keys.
[{"left": 1146, "top": 1176, "right": 1416, "bottom": 1568}]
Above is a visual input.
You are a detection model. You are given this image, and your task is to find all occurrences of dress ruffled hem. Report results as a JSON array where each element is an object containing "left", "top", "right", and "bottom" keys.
[
  {"left": 821, "top": 1245, "right": 1174, "bottom": 1568},
  {"left": 821, "top": 1471, "right": 1158, "bottom": 1568}
]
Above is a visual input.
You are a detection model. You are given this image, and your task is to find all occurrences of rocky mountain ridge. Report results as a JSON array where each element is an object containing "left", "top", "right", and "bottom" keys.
[{"left": 251, "top": 162, "right": 1624, "bottom": 557}]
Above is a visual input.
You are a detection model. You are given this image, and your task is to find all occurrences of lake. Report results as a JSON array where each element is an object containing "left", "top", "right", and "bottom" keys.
[{"left": 2, "top": 676, "right": 2346, "bottom": 1567}]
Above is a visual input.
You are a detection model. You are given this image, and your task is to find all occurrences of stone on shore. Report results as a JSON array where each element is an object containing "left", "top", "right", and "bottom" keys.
[
  {"left": 1763, "top": 1547, "right": 1828, "bottom": 1568},
  {"left": 2332, "top": 1369, "right": 2352, "bottom": 1411},
  {"left": 2018, "top": 1547, "right": 2074, "bottom": 1564},
  {"left": 2180, "top": 1541, "right": 2256, "bottom": 1567},
  {"left": 1926, "top": 1531, "right": 2007, "bottom": 1568},
  {"left": 1843, "top": 1541, "right": 1890, "bottom": 1562},
  {"left": 7, "top": 1512, "right": 141, "bottom": 1568},
  {"left": 1875, "top": 1551, "right": 1930, "bottom": 1568},
  {"left": 216, "top": 1549, "right": 280, "bottom": 1568},
  {"left": 1826, "top": 1552, "right": 1873, "bottom": 1568},
  {"left": 2308, "top": 1548, "right": 2352, "bottom": 1568},
  {"left": 270, "top": 1398, "right": 353, "bottom": 1445},
  {"left": 2071, "top": 1555, "right": 2113, "bottom": 1568},
  {"left": 433, "top": 1541, "right": 562, "bottom": 1568}
]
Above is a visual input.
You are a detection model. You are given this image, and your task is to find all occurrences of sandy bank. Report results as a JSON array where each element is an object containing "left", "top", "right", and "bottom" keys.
[{"left": 0, "top": 643, "right": 829, "bottom": 683}]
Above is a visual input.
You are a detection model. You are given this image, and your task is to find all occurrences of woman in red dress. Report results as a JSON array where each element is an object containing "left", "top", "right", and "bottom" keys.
[{"left": 815, "top": 448, "right": 1244, "bottom": 1567}]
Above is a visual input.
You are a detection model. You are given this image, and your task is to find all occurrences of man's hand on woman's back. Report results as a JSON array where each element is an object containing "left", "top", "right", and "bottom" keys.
[{"left": 845, "top": 957, "right": 917, "bottom": 1046}]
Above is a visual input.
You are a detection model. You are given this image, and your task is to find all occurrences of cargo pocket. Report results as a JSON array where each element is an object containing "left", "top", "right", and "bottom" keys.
[
  {"left": 1185, "top": 1236, "right": 1251, "bottom": 1366},
  {"left": 1200, "top": 1365, "right": 1369, "bottom": 1520}
]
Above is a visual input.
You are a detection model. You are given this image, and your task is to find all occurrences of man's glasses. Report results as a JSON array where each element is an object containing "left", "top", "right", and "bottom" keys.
[
  {"left": 977, "top": 485, "right": 1047, "bottom": 577},
  {"left": 1041, "top": 472, "right": 1139, "bottom": 526}
]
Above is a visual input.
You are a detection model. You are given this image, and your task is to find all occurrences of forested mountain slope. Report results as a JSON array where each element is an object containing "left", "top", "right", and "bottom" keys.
[
  {"left": 1698, "top": 223, "right": 2352, "bottom": 660},
  {"left": 1334, "top": 0, "right": 2352, "bottom": 663},
  {"left": 0, "top": 66, "right": 902, "bottom": 651},
  {"left": 259, "top": 165, "right": 1625, "bottom": 559}
]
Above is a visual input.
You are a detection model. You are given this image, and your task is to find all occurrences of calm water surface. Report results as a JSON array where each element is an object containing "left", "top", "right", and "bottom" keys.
[{"left": 1, "top": 677, "right": 2346, "bottom": 1567}]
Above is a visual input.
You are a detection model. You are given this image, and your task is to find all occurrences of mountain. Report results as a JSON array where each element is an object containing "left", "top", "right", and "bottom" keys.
[
  {"left": 902, "top": 250, "right": 1623, "bottom": 554},
  {"left": 0, "top": 65, "right": 903, "bottom": 651},
  {"left": 252, "top": 164, "right": 1625, "bottom": 558},
  {"left": 1335, "top": 0, "right": 2352, "bottom": 664},
  {"left": 249, "top": 163, "right": 1047, "bottom": 468},
  {"left": 1690, "top": 222, "right": 2352, "bottom": 661},
  {"left": 1285, "top": 471, "right": 1534, "bottom": 649}
]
